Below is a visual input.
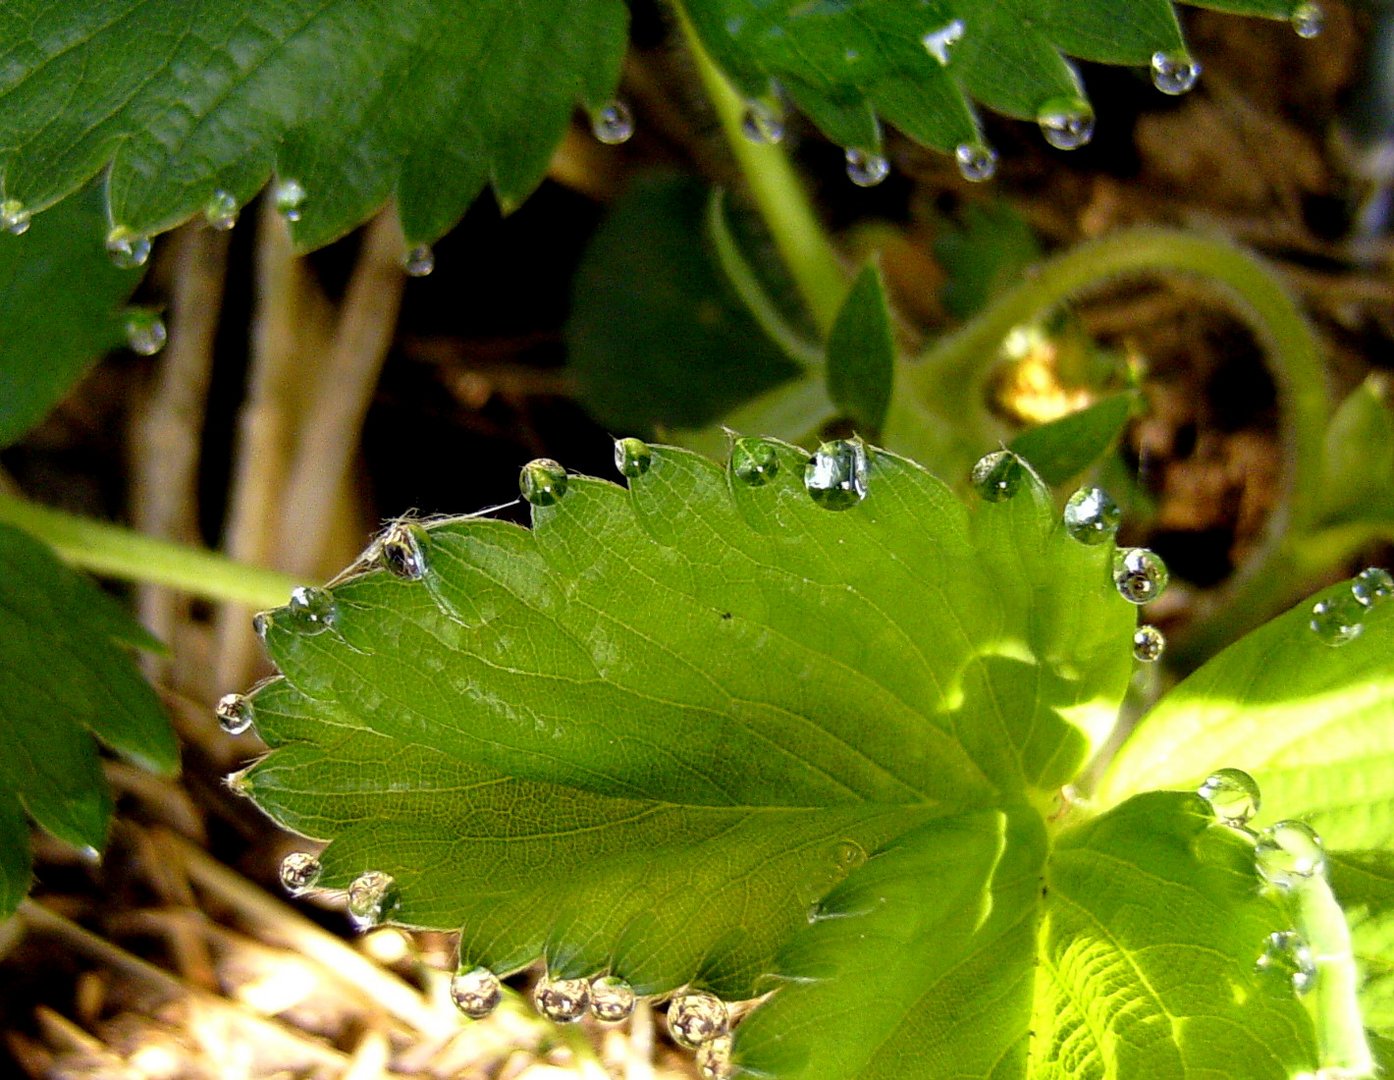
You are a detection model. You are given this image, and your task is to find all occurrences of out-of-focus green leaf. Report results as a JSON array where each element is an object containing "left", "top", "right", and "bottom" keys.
[
  {"left": 1316, "top": 376, "right": 1394, "bottom": 527},
  {"left": 936, "top": 201, "right": 1042, "bottom": 320},
  {"left": 1009, "top": 392, "right": 1139, "bottom": 486},
  {"left": 825, "top": 264, "right": 895, "bottom": 434}
]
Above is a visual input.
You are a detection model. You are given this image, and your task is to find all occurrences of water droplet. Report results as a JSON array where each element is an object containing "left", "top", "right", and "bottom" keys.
[
  {"left": 1256, "top": 820, "right": 1326, "bottom": 888},
  {"left": 591, "top": 100, "right": 635, "bottom": 145},
  {"left": 955, "top": 142, "right": 998, "bottom": 183},
  {"left": 520, "top": 458, "right": 568, "bottom": 506},
  {"left": 696, "top": 1034, "right": 735, "bottom": 1080},
  {"left": 1, "top": 198, "right": 31, "bottom": 235},
  {"left": 831, "top": 839, "right": 867, "bottom": 875},
  {"left": 805, "top": 438, "right": 869, "bottom": 511},
  {"left": 1062, "top": 486, "right": 1121, "bottom": 545},
  {"left": 1113, "top": 547, "right": 1169, "bottom": 604},
  {"left": 532, "top": 975, "right": 589, "bottom": 1023},
  {"left": 970, "top": 450, "right": 1025, "bottom": 502},
  {"left": 274, "top": 179, "right": 307, "bottom": 222},
  {"left": 215, "top": 692, "right": 254, "bottom": 736},
  {"left": 589, "top": 975, "right": 636, "bottom": 1023},
  {"left": 287, "top": 585, "right": 339, "bottom": 633},
  {"left": 204, "top": 190, "right": 238, "bottom": 231},
  {"left": 124, "top": 310, "right": 167, "bottom": 356},
  {"left": 1291, "top": 2, "right": 1324, "bottom": 38},
  {"left": 668, "top": 990, "right": 729, "bottom": 1049},
  {"left": 377, "top": 521, "right": 429, "bottom": 580},
  {"left": 614, "top": 437, "right": 652, "bottom": 478},
  {"left": 1256, "top": 930, "right": 1316, "bottom": 994},
  {"left": 251, "top": 611, "right": 270, "bottom": 640},
  {"left": 731, "top": 437, "right": 779, "bottom": 486},
  {"left": 1197, "top": 767, "right": 1261, "bottom": 826},
  {"left": 845, "top": 148, "right": 889, "bottom": 187},
  {"left": 1132, "top": 624, "right": 1165, "bottom": 662},
  {"left": 1351, "top": 566, "right": 1393, "bottom": 607},
  {"left": 105, "top": 226, "right": 151, "bottom": 269},
  {"left": 1036, "top": 97, "right": 1096, "bottom": 151},
  {"left": 346, "top": 870, "right": 400, "bottom": 930},
  {"left": 1309, "top": 593, "right": 1364, "bottom": 646},
  {"left": 741, "top": 102, "right": 785, "bottom": 145},
  {"left": 404, "top": 244, "right": 434, "bottom": 277},
  {"left": 279, "top": 851, "right": 322, "bottom": 895},
  {"left": 450, "top": 965, "right": 503, "bottom": 1019},
  {"left": 922, "top": 18, "right": 965, "bottom": 66},
  {"left": 1151, "top": 50, "right": 1201, "bottom": 95}
]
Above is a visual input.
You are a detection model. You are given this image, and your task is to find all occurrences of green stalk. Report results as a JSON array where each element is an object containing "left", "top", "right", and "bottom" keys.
[
  {"left": 1293, "top": 873, "right": 1375, "bottom": 1077},
  {"left": 0, "top": 492, "right": 301, "bottom": 609}
]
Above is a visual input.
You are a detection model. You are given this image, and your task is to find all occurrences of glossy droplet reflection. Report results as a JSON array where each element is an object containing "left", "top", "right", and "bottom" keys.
[
  {"left": 805, "top": 439, "right": 869, "bottom": 510},
  {"left": 106, "top": 226, "right": 151, "bottom": 269},
  {"left": 970, "top": 450, "right": 1025, "bottom": 502},
  {"left": 204, "top": 190, "right": 238, "bottom": 231},
  {"left": 614, "top": 437, "right": 652, "bottom": 478},
  {"left": 215, "top": 692, "right": 254, "bottom": 736},
  {"left": 346, "top": 870, "right": 400, "bottom": 930},
  {"left": 1310, "top": 593, "right": 1364, "bottom": 646},
  {"left": 533, "top": 975, "right": 589, "bottom": 1023},
  {"left": 731, "top": 437, "right": 779, "bottom": 486},
  {"left": 1256, "top": 930, "right": 1316, "bottom": 994},
  {"left": 845, "top": 148, "right": 889, "bottom": 187},
  {"left": 520, "top": 458, "right": 568, "bottom": 506},
  {"left": 125, "top": 310, "right": 167, "bottom": 356},
  {"left": 591, "top": 101, "right": 635, "bottom": 145},
  {"left": 955, "top": 142, "right": 997, "bottom": 182},
  {"left": 1351, "top": 566, "right": 1394, "bottom": 607},
  {"left": 1036, "top": 97, "right": 1095, "bottom": 150},
  {"left": 1197, "top": 768, "right": 1261, "bottom": 827},
  {"left": 921, "top": 18, "right": 965, "bottom": 65},
  {"left": 696, "top": 1034, "right": 735, "bottom": 1080},
  {"left": 450, "top": 965, "right": 502, "bottom": 1019},
  {"left": 279, "top": 851, "right": 322, "bottom": 895},
  {"left": 1132, "top": 624, "right": 1165, "bottom": 663},
  {"left": 378, "top": 521, "right": 429, "bottom": 580},
  {"left": 1, "top": 198, "right": 31, "bottom": 235},
  {"left": 667, "top": 990, "right": 729, "bottom": 1049},
  {"left": 404, "top": 244, "right": 434, "bottom": 277},
  {"left": 274, "top": 179, "right": 307, "bottom": 222},
  {"left": 589, "top": 975, "right": 636, "bottom": 1023},
  {"left": 1290, "top": 2, "right": 1324, "bottom": 38},
  {"left": 1113, "top": 548, "right": 1168, "bottom": 605},
  {"left": 1150, "top": 51, "right": 1201, "bottom": 95},
  {"left": 1255, "top": 820, "right": 1326, "bottom": 889},
  {"left": 1062, "top": 487, "right": 1121, "bottom": 545},
  {"left": 287, "top": 585, "right": 338, "bottom": 633},
  {"left": 741, "top": 102, "right": 785, "bottom": 145}
]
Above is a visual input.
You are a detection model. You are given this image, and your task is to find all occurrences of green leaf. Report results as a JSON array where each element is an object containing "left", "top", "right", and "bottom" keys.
[
  {"left": 825, "top": 264, "right": 895, "bottom": 435},
  {"left": 0, "top": 182, "right": 145, "bottom": 447},
  {"left": 1099, "top": 575, "right": 1394, "bottom": 1036},
  {"left": 935, "top": 201, "right": 1042, "bottom": 321},
  {"left": 1008, "top": 392, "right": 1139, "bottom": 486},
  {"left": 1315, "top": 377, "right": 1394, "bottom": 529},
  {"left": 0, "top": 0, "right": 627, "bottom": 250},
  {"left": 0, "top": 524, "right": 176, "bottom": 914}
]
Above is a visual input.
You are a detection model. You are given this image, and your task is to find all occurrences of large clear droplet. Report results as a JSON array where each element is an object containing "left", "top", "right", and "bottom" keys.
[
  {"left": 1, "top": 198, "right": 31, "bottom": 236},
  {"left": 1255, "top": 820, "right": 1326, "bottom": 888},
  {"left": 741, "top": 102, "right": 785, "bottom": 145},
  {"left": 589, "top": 975, "right": 636, "bottom": 1023},
  {"left": 279, "top": 851, "right": 323, "bottom": 895},
  {"left": 204, "top": 190, "right": 239, "bottom": 231},
  {"left": 614, "top": 437, "right": 652, "bottom": 479},
  {"left": 1197, "top": 767, "right": 1261, "bottom": 827},
  {"left": 591, "top": 101, "right": 635, "bottom": 145},
  {"left": 124, "top": 310, "right": 167, "bottom": 356},
  {"left": 731, "top": 437, "right": 779, "bottom": 486},
  {"left": 1036, "top": 97, "right": 1096, "bottom": 151},
  {"left": 106, "top": 226, "right": 151, "bottom": 269},
  {"left": 404, "top": 244, "right": 434, "bottom": 277},
  {"left": 1351, "top": 566, "right": 1393, "bottom": 607},
  {"left": 1062, "top": 486, "right": 1121, "bottom": 545},
  {"left": 450, "top": 965, "right": 503, "bottom": 1019},
  {"left": 1290, "top": 2, "right": 1324, "bottom": 39},
  {"left": 696, "top": 1034, "right": 735, "bottom": 1080},
  {"left": 520, "top": 458, "right": 568, "bottom": 506},
  {"left": 955, "top": 142, "right": 998, "bottom": 182},
  {"left": 1132, "top": 624, "right": 1165, "bottom": 663},
  {"left": 845, "top": 148, "right": 889, "bottom": 187},
  {"left": 1113, "top": 547, "right": 1169, "bottom": 605},
  {"left": 1151, "top": 50, "right": 1201, "bottom": 95},
  {"left": 274, "top": 179, "right": 307, "bottom": 222},
  {"left": 970, "top": 450, "right": 1026, "bottom": 502},
  {"left": 921, "top": 18, "right": 965, "bottom": 66},
  {"left": 215, "top": 692, "right": 254, "bottom": 736},
  {"left": 1256, "top": 930, "right": 1316, "bottom": 994},
  {"left": 667, "top": 990, "right": 729, "bottom": 1049},
  {"left": 377, "top": 521, "right": 429, "bottom": 580},
  {"left": 1309, "top": 593, "right": 1364, "bottom": 646},
  {"left": 805, "top": 439, "right": 870, "bottom": 511},
  {"left": 346, "top": 870, "right": 400, "bottom": 930},
  {"left": 533, "top": 975, "right": 589, "bottom": 1023},
  {"left": 287, "top": 585, "right": 339, "bottom": 633}
]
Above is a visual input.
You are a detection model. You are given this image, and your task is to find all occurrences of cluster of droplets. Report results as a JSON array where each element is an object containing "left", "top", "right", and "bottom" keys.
[
  {"left": 1310, "top": 566, "right": 1392, "bottom": 646},
  {"left": 124, "top": 309, "right": 167, "bottom": 356}
]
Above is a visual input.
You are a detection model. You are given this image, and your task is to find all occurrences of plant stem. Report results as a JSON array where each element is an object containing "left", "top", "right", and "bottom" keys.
[
  {"left": 1292, "top": 873, "right": 1375, "bottom": 1077},
  {"left": 675, "top": 4, "right": 847, "bottom": 337},
  {"left": 0, "top": 492, "right": 300, "bottom": 609}
]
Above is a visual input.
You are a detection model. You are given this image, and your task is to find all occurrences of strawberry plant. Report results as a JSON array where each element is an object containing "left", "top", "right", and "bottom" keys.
[{"left": 0, "top": 1, "right": 1391, "bottom": 1078}]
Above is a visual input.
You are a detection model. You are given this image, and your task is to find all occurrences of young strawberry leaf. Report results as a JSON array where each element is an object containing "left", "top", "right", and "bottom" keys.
[
  {"left": 1008, "top": 392, "right": 1139, "bottom": 486},
  {"left": 825, "top": 264, "right": 895, "bottom": 435},
  {"left": 0, "top": 525, "right": 176, "bottom": 914}
]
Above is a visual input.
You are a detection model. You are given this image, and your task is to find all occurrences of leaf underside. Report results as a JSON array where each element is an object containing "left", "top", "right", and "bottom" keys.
[{"left": 240, "top": 440, "right": 1316, "bottom": 1076}]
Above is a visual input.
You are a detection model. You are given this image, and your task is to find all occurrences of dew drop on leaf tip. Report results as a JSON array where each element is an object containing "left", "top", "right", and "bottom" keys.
[
  {"left": 731, "top": 437, "right": 779, "bottom": 486},
  {"left": 741, "top": 102, "right": 785, "bottom": 145},
  {"left": 404, "top": 244, "right": 434, "bottom": 277},
  {"left": 845, "top": 147, "right": 890, "bottom": 187},
  {"left": 696, "top": 1034, "right": 735, "bottom": 1080},
  {"left": 0, "top": 198, "right": 31, "bottom": 235},
  {"left": 533, "top": 974, "right": 589, "bottom": 1023},
  {"left": 520, "top": 458, "right": 568, "bottom": 506},
  {"left": 1113, "top": 547, "right": 1168, "bottom": 605},
  {"left": 1291, "top": 2, "right": 1324, "bottom": 39},
  {"left": 1062, "top": 486, "right": 1121, "bottom": 545},
  {"left": 1132, "top": 624, "right": 1165, "bottom": 662},
  {"left": 274, "top": 179, "right": 306, "bottom": 222},
  {"left": 667, "top": 990, "right": 730, "bottom": 1049},
  {"left": 215, "top": 692, "right": 254, "bottom": 736},
  {"left": 378, "top": 521, "right": 429, "bottom": 580},
  {"left": 591, "top": 100, "right": 635, "bottom": 145},
  {"left": 346, "top": 870, "right": 400, "bottom": 930},
  {"left": 279, "top": 851, "right": 323, "bottom": 895},
  {"left": 1255, "top": 929, "right": 1316, "bottom": 994},
  {"left": 1351, "top": 565, "right": 1393, "bottom": 607},
  {"left": 1036, "top": 97, "right": 1095, "bottom": 151},
  {"left": 105, "top": 226, "right": 151, "bottom": 269},
  {"left": 450, "top": 965, "right": 503, "bottom": 1019},
  {"left": 590, "top": 975, "right": 637, "bottom": 1023},
  {"left": 955, "top": 142, "right": 997, "bottom": 183},
  {"left": 124, "top": 310, "right": 167, "bottom": 356},
  {"left": 970, "top": 449, "right": 1025, "bottom": 502},
  {"left": 805, "top": 438, "right": 869, "bottom": 510},
  {"left": 1197, "top": 767, "right": 1260, "bottom": 827},
  {"left": 614, "top": 436, "right": 652, "bottom": 478},
  {"left": 1150, "top": 51, "right": 1201, "bottom": 95},
  {"left": 287, "top": 585, "right": 338, "bottom": 633},
  {"left": 1255, "top": 820, "right": 1326, "bottom": 889},
  {"left": 1309, "top": 593, "right": 1364, "bottom": 646},
  {"left": 204, "top": 190, "right": 238, "bottom": 231}
]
